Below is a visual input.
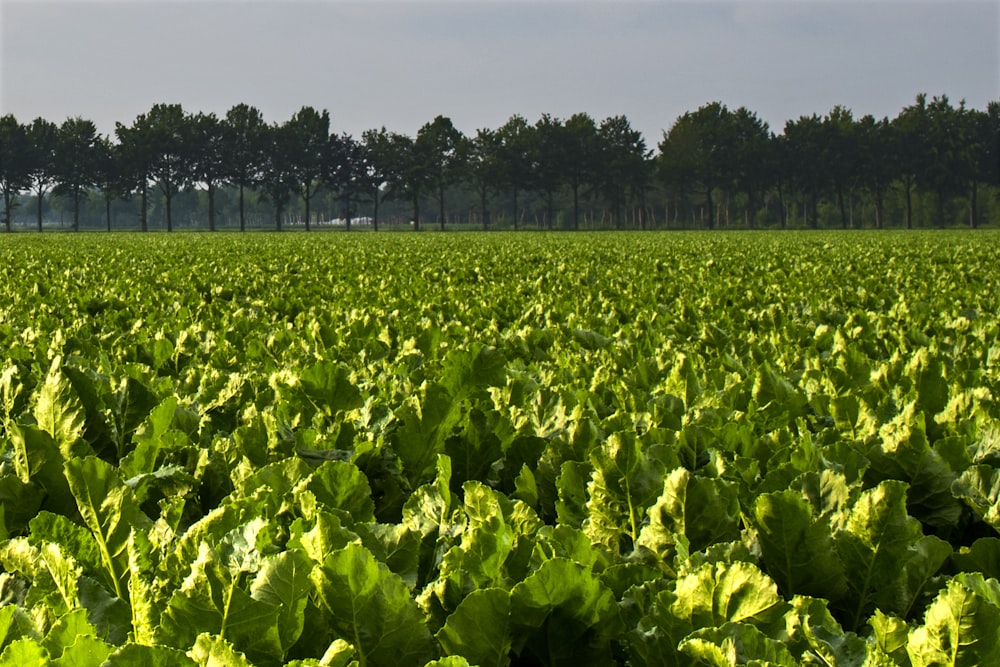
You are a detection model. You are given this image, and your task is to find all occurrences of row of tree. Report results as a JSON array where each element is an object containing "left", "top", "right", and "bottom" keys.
[{"left": 0, "top": 94, "right": 997, "bottom": 233}]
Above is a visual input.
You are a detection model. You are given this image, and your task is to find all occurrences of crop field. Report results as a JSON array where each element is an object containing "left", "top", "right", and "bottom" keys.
[{"left": 0, "top": 230, "right": 999, "bottom": 666}]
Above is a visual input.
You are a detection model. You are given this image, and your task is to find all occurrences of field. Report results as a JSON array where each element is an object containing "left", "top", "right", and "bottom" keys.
[{"left": 1, "top": 230, "right": 999, "bottom": 666}]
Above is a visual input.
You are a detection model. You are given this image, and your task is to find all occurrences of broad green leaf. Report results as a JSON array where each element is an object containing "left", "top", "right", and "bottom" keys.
[
  {"left": 299, "top": 360, "right": 363, "bottom": 416},
  {"left": 870, "top": 609, "right": 911, "bottom": 667},
  {"left": 951, "top": 538, "right": 1000, "bottom": 581},
  {"left": 637, "top": 467, "right": 740, "bottom": 562},
  {"left": 127, "top": 529, "right": 159, "bottom": 646},
  {"left": 509, "top": 557, "right": 623, "bottom": 666},
  {"left": 28, "top": 512, "right": 103, "bottom": 579},
  {"left": 249, "top": 549, "right": 314, "bottom": 655},
  {"left": 104, "top": 644, "right": 197, "bottom": 667},
  {"left": 34, "top": 358, "right": 87, "bottom": 457},
  {"left": 64, "top": 456, "right": 152, "bottom": 600},
  {"left": 9, "top": 424, "right": 77, "bottom": 517},
  {"left": 50, "top": 635, "right": 112, "bottom": 667},
  {"left": 187, "top": 633, "right": 255, "bottom": 667},
  {"left": 867, "top": 407, "right": 963, "bottom": 529},
  {"left": 670, "top": 561, "right": 784, "bottom": 631},
  {"left": 679, "top": 621, "right": 798, "bottom": 666},
  {"left": 749, "top": 489, "right": 847, "bottom": 601},
  {"left": 0, "top": 604, "right": 36, "bottom": 652},
  {"left": 0, "top": 637, "right": 49, "bottom": 666},
  {"left": 392, "top": 383, "right": 463, "bottom": 488},
  {"left": 157, "top": 543, "right": 283, "bottom": 665},
  {"left": 311, "top": 543, "right": 436, "bottom": 666},
  {"left": 436, "top": 588, "right": 511, "bottom": 667},
  {"left": 585, "top": 432, "right": 667, "bottom": 552},
  {"left": 835, "top": 480, "right": 925, "bottom": 630},
  {"left": 952, "top": 464, "right": 1000, "bottom": 531},
  {"left": 907, "top": 575, "right": 1000, "bottom": 666},
  {"left": 299, "top": 460, "right": 375, "bottom": 523}
]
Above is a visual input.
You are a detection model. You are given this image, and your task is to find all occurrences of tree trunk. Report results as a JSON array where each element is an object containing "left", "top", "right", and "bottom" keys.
[
  {"left": 304, "top": 191, "right": 312, "bottom": 232},
  {"left": 140, "top": 185, "right": 148, "bottom": 232},
  {"left": 512, "top": 187, "right": 519, "bottom": 231},
  {"left": 904, "top": 177, "right": 913, "bottom": 229},
  {"left": 372, "top": 187, "right": 380, "bottom": 231},
  {"left": 166, "top": 191, "right": 173, "bottom": 232},
  {"left": 205, "top": 183, "right": 214, "bottom": 231},
  {"left": 239, "top": 183, "right": 246, "bottom": 232},
  {"left": 412, "top": 193, "right": 420, "bottom": 231},
  {"left": 36, "top": 186, "right": 44, "bottom": 232},
  {"left": 969, "top": 181, "right": 978, "bottom": 228},
  {"left": 106, "top": 195, "right": 112, "bottom": 232},
  {"left": 438, "top": 185, "right": 446, "bottom": 231},
  {"left": 73, "top": 191, "right": 81, "bottom": 232},
  {"left": 705, "top": 186, "right": 715, "bottom": 229},
  {"left": 572, "top": 183, "right": 580, "bottom": 230}
]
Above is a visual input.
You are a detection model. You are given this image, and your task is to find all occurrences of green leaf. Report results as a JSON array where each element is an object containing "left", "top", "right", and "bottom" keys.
[
  {"left": 392, "top": 383, "right": 463, "bottom": 488},
  {"left": 103, "top": 644, "right": 197, "bottom": 667},
  {"left": 250, "top": 549, "right": 314, "bottom": 656},
  {"left": 509, "top": 557, "right": 623, "bottom": 666},
  {"left": 835, "top": 480, "right": 925, "bottom": 630},
  {"left": 9, "top": 424, "right": 77, "bottom": 517},
  {"left": 907, "top": 574, "right": 1000, "bottom": 666},
  {"left": 64, "top": 456, "right": 152, "bottom": 600},
  {"left": 585, "top": 432, "right": 668, "bottom": 551},
  {"left": 952, "top": 465, "right": 1000, "bottom": 532},
  {"left": 870, "top": 609, "right": 912, "bottom": 667},
  {"left": 311, "top": 543, "right": 436, "bottom": 666},
  {"left": 187, "top": 633, "right": 256, "bottom": 667},
  {"left": 34, "top": 357, "right": 87, "bottom": 457},
  {"left": 749, "top": 489, "right": 847, "bottom": 601},
  {"left": 436, "top": 588, "right": 511, "bottom": 667},
  {"left": 50, "top": 635, "right": 112, "bottom": 667},
  {"left": 679, "top": 621, "right": 798, "bottom": 666},
  {"left": 0, "top": 637, "right": 50, "bottom": 666},
  {"left": 951, "top": 538, "right": 1000, "bottom": 581},
  {"left": 299, "top": 460, "right": 375, "bottom": 523},
  {"left": 637, "top": 467, "right": 740, "bottom": 562},
  {"left": 670, "top": 561, "right": 785, "bottom": 631},
  {"left": 299, "top": 361, "right": 363, "bottom": 416},
  {"left": 158, "top": 542, "right": 283, "bottom": 664}
]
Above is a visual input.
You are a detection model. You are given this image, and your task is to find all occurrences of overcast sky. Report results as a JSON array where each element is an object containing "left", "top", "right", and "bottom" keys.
[{"left": 1, "top": 0, "right": 997, "bottom": 145}]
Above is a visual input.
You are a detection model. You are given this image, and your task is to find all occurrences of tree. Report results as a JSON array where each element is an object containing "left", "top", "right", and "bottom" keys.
[
  {"left": 464, "top": 128, "right": 502, "bottom": 230},
  {"left": 140, "top": 103, "right": 193, "bottom": 232},
  {"left": 360, "top": 127, "right": 394, "bottom": 231},
  {"left": 729, "top": 107, "right": 771, "bottom": 228},
  {"left": 533, "top": 114, "right": 565, "bottom": 228},
  {"left": 115, "top": 113, "right": 155, "bottom": 231},
  {"left": 0, "top": 114, "right": 30, "bottom": 232},
  {"left": 821, "top": 106, "right": 859, "bottom": 228},
  {"left": 284, "top": 106, "right": 332, "bottom": 231},
  {"left": 658, "top": 102, "right": 736, "bottom": 229},
  {"left": 596, "top": 115, "right": 651, "bottom": 228},
  {"left": 562, "top": 112, "right": 599, "bottom": 230},
  {"left": 416, "top": 115, "right": 464, "bottom": 230},
  {"left": 327, "top": 132, "right": 366, "bottom": 230},
  {"left": 223, "top": 103, "right": 267, "bottom": 232},
  {"left": 495, "top": 114, "right": 534, "bottom": 230},
  {"left": 258, "top": 122, "right": 297, "bottom": 231},
  {"left": 26, "top": 117, "right": 59, "bottom": 231},
  {"left": 190, "top": 112, "right": 226, "bottom": 231},
  {"left": 856, "top": 115, "right": 896, "bottom": 229},
  {"left": 782, "top": 114, "right": 828, "bottom": 228},
  {"left": 93, "top": 135, "right": 126, "bottom": 232},
  {"left": 382, "top": 131, "right": 430, "bottom": 231},
  {"left": 53, "top": 117, "right": 100, "bottom": 231}
]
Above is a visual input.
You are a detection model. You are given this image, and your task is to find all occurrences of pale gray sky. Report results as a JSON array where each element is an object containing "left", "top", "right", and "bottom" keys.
[{"left": 1, "top": 0, "right": 997, "bottom": 145}]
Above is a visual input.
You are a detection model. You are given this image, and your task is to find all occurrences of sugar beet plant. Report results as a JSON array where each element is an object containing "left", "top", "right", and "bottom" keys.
[{"left": 0, "top": 231, "right": 999, "bottom": 666}]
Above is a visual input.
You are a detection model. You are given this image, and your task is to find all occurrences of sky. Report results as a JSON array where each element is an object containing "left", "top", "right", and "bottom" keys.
[{"left": 1, "top": 0, "right": 997, "bottom": 146}]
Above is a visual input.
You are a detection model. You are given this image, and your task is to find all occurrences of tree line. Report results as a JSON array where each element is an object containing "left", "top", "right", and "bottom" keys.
[{"left": 0, "top": 94, "right": 997, "bottom": 233}]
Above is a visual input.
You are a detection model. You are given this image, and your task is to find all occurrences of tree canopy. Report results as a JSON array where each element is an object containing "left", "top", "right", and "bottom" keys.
[{"left": 0, "top": 94, "right": 997, "bottom": 231}]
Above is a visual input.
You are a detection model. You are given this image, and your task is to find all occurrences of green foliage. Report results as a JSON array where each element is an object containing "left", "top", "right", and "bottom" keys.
[{"left": 0, "top": 231, "right": 998, "bottom": 666}]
